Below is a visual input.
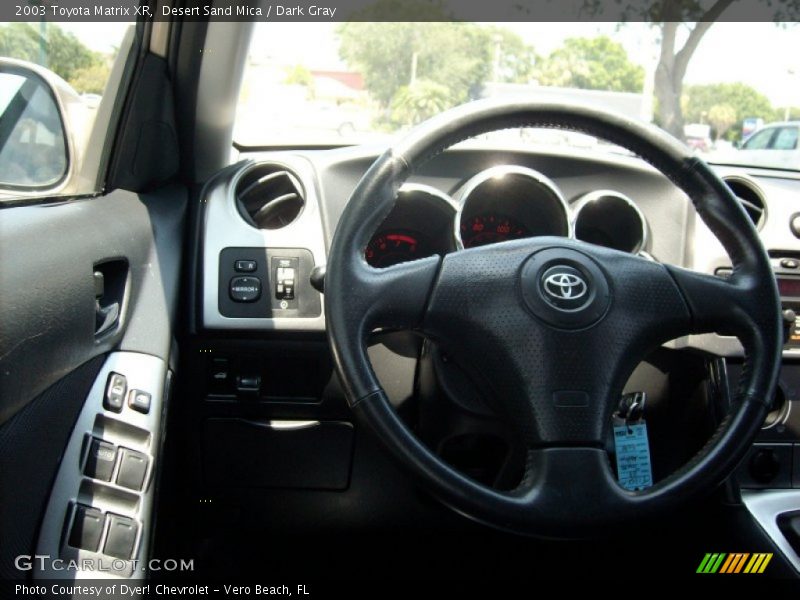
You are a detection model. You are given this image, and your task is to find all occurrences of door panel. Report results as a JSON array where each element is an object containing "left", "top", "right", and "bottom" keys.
[
  {"left": 0, "top": 187, "right": 185, "bottom": 424},
  {"left": 0, "top": 185, "right": 185, "bottom": 579},
  {"left": 0, "top": 355, "right": 105, "bottom": 580}
]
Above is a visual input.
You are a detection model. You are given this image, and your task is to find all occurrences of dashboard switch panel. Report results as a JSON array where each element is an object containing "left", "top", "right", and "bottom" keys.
[{"left": 218, "top": 247, "right": 321, "bottom": 319}]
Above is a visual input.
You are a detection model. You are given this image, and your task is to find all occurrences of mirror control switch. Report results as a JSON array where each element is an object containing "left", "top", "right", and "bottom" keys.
[
  {"left": 229, "top": 276, "right": 261, "bottom": 302},
  {"left": 235, "top": 260, "right": 257, "bottom": 272}
]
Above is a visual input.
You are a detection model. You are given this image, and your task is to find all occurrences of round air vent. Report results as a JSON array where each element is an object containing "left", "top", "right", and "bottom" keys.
[
  {"left": 235, "top": 164, "right": 305, "bottom": 229},
  {"left": 723, "top": 176, "right": 766, "bottom": 229}
]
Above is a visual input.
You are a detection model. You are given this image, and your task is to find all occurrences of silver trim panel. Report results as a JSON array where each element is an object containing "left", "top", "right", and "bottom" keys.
[
  {"left": 35, "top": 352, "right": 168, "bottom": 580},
  {"left": 743, "top": 490, "right": 800, "bottom": 575},
  {"left": 202, "top": 156, "right": 327, "bottom": 331}
]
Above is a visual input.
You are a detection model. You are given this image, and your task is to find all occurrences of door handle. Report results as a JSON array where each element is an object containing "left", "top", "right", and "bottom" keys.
[
  {"left": 93, "top": 261, "right": 127, "bottom": 337},
  {"left": 95, "top": 299, "right": 120, "bottom": 336}
]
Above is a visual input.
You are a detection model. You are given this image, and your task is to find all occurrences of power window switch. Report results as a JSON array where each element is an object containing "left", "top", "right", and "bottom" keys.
[
  {"left": 84, "top": 438, "right": 117, "bottom": 482},
  {"left": 103, "top": 514, "right": 138, "bottom": 560},
  {"left": 68, "top": 505, "right": 105, "bottom": 552},
  {"left": 128, "top": 389, "right": 151, "bottom": 414},
  {"left": 116, "top": 448, "right": 148, "bottom": 491},
  {"left": 104, "top": 372, "right": 127, "bottom": 412}
]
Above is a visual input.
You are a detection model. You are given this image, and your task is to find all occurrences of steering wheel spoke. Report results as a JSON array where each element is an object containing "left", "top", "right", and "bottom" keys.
[
  {"left": 666, "top": 265, "right": 775, "bottom": 340},
  {"left": 356, "top": 255, "right": 441, "bottom": 332}
]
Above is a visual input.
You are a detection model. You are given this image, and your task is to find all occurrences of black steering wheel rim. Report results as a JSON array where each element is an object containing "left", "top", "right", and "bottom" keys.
[{"left": 325, "top": 98, "right": 782, "bottom": 536}]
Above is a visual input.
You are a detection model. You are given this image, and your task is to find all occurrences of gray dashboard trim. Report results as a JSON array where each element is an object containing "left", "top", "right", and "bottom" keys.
[{"left": 201, "top": 155, "right": 327, "bottom": 332}]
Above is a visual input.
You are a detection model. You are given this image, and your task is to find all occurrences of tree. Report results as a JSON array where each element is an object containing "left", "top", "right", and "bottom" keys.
[
  {"left": 487, "top": 26, "right": 539, "bottom": 84},
  {"left": 68, "top": 63, "right": 111, "bottom": 95},
  {"left": 774, "top": 106, "right": 800, "bottom": 121},
  {"left": 652, "top": 2, "right": 735, "bottom": 139},
  {"left": 535, "top": 36, "right": 644, "bottom": 92},
  {"left": 581, "top": 1, "right": 799, "bottom": 140},
  {"left": 0, "top": 23, "right": 100, "bottom": 82},
  {"left": 338, "top": 22, "right": 483, "bottom": 109},
  {"left": 390, "top": 79, "right": 453, "bottom": 126},
  {"left": 706, "top": 104, "right": 736, "bottom": 140},
  {"left": 337, "top": 19, "right": 535, "bottom": 113},
  {"left": 284, "top": 64, "right": 313, "bottom": 88},
  {"left": 683, "top": 83, "right": 774, "bottom": 141}
]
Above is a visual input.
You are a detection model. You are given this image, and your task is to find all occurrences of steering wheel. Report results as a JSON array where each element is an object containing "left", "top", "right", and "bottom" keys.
[{"left": 325, "top": 99, "right": 782, "bottom": 536}]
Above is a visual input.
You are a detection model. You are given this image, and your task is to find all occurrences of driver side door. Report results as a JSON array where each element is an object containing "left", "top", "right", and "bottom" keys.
[{"left": 0, "top": 20, "right": 184, "bottom": 582}]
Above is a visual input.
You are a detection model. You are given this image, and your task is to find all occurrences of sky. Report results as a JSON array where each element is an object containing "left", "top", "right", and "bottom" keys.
[{"left": 56, "top": 20, "right": 800, "bottom": 107}]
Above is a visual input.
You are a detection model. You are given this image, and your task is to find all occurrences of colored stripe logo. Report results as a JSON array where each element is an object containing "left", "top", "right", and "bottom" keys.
[{"left": 697, "top": 553, "right": 772, "bottom": 574}]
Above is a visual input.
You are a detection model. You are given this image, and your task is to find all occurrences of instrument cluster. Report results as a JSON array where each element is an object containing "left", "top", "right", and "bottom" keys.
[{"left": 364, "top": 165, "right": 649, "bottom": 268}]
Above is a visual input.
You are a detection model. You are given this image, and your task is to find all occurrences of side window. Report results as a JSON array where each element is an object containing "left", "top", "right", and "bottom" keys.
[
  {"left": 742, "top": 128, "right": 775, "bottom": 150},
  {"left": 771, "top": 127, "right": 798, "bottom": 151}
]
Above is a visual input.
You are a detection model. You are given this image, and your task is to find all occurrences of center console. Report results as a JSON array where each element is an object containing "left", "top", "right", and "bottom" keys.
[{"left": 727, "top": 256, "right": 800, "bottom": 573}]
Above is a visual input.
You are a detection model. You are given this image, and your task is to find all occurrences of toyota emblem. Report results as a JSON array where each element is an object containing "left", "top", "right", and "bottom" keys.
[{"left": 542, "top": 270, "right": 588, "bottom": 302}]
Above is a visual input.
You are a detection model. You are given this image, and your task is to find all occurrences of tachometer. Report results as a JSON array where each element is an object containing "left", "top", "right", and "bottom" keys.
[
  {"left": 460, "top": 214, "right": 530, "bottom": 248},
  {"left": 365, "top": 231, "right": 428, "bottom": 268}
]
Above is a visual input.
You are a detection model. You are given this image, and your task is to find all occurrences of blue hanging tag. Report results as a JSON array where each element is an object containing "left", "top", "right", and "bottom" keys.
[{"left": 613, "top": 421, "right": 653, "bottom": 491}]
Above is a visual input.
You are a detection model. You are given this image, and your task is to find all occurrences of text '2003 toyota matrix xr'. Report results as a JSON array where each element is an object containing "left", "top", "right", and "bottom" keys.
[{"left": 2, "top": 0, "right": 800, "bottom": 590}]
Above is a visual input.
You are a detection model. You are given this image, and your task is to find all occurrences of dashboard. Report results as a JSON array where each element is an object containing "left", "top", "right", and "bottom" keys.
[
  {"left": 196, "top": 141, "right": 800, "bottom": 362},
  {"left": 198, "top": 143, "right": 800, "bottom": 338},
  {"left": 190, "top": 141, "right": 800, "bottom": 572}
]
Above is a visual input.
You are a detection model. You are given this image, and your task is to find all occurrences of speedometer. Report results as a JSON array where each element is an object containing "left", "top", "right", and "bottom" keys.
[
  {"left": 460, "top": 214, "right": 530, "bottom": 248},
  {"left": 365, "top": 231, "right": 429, "bottom": 268}
]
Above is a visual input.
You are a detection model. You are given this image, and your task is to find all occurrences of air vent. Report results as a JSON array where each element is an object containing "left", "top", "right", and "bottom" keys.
[
  {"left": 724, "top": 176, "right": 766, "bottom": 229},
  {"left": 235, "top": 164, "right": 305, "bottom": 229}
]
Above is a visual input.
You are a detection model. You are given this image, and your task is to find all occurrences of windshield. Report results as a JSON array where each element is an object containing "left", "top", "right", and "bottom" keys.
[{"left": 235, "top": 21, "right": 800, "bottom": 171}]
